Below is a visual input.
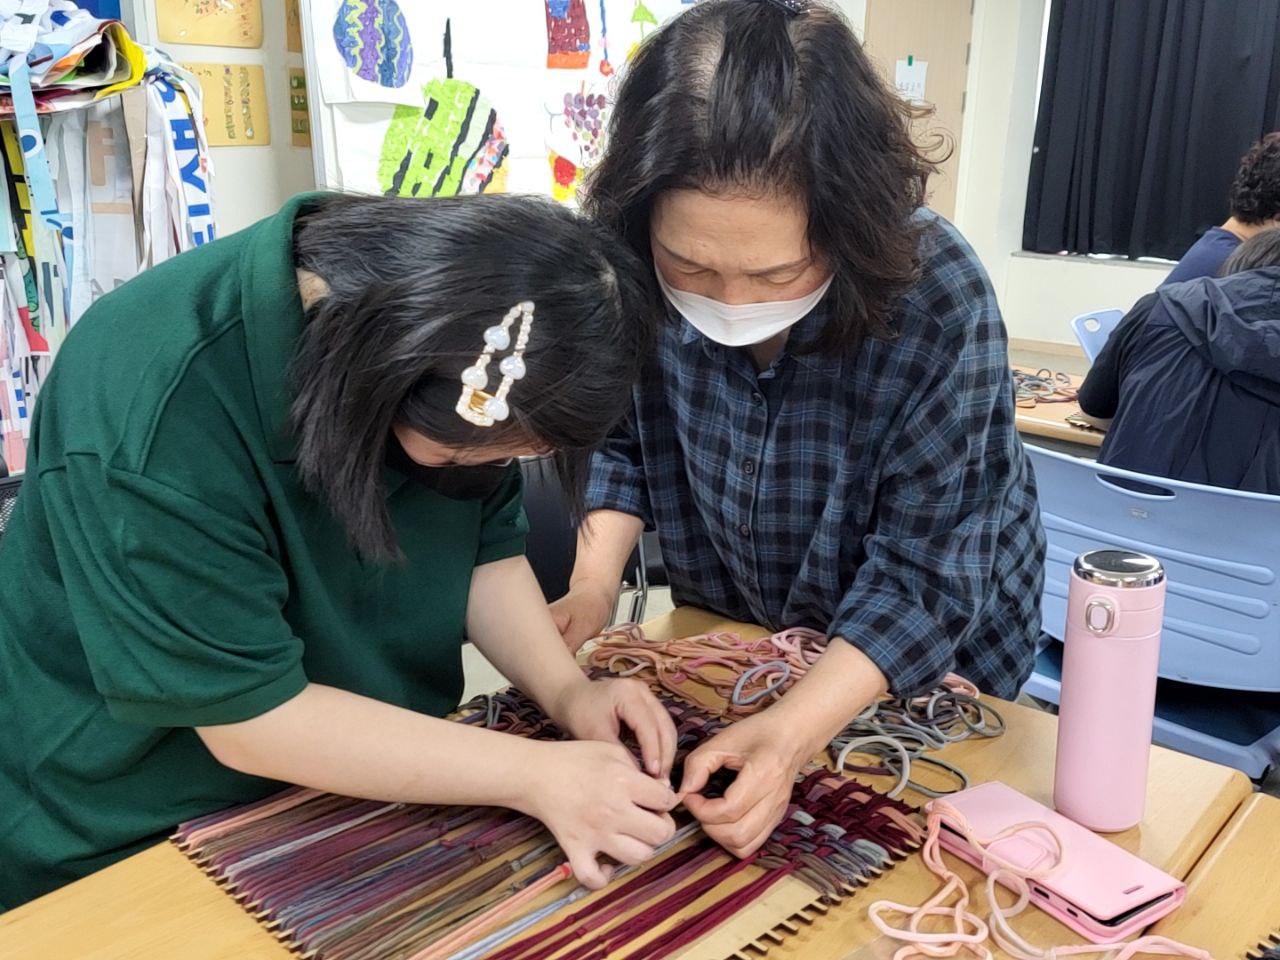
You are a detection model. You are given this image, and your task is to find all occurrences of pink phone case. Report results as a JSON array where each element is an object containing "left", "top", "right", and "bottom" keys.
[{"left": 929, "top": 781, "right": 1185, "bottom": 942}]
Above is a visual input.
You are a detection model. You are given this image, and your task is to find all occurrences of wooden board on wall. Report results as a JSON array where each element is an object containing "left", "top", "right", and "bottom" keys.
[
  {"left": 157, "top": 0, "right": 263, "bottom": 48},
  {"left": 182, "top": 62, "right": 272, "bottom": 148},
  {"left": 862, "top": 0, "right": 973, "bottom": 221}
]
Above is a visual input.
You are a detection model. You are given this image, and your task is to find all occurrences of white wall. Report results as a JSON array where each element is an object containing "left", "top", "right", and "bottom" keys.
[
  {"left": 954, "top": 0, "right": 1173, "bottom": 345},
  {"left": 840, "top": 0, "right": 867, "bottom": 37},
  {"left": 1003, "top": 255, "right": 1170, "bottom": 341},
  {"left": 130, "top": 2, "right": 316, "bottom": 237}
]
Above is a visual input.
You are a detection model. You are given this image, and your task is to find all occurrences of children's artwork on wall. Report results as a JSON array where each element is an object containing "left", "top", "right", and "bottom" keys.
[
  {"left": 308, "top": 0, "right": 696, "bottom": 204},
  {"left": 156, "top": 0, "right": 263, "bottom": 48},
  {"left": 377, "top": 22, "right": 508, "bottom": 198},
  {"left": 182, "top": 63, "right": 271, "bottom": 147},
  {"left": 331, "top": 0, "right": 413, "bottom": 90},
  {"left": 545, "top": 0, "right": 591, "bottom": 69}
]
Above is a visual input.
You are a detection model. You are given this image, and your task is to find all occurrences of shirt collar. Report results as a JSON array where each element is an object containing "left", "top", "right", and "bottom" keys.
[{"left": 240, "top": 191, "right": 331, "bottom": 464}]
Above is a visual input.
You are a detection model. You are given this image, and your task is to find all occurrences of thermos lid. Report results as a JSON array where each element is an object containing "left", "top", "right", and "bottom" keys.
[{"left": 1074, "top": 549, "right": 1165, "bottom": 588}]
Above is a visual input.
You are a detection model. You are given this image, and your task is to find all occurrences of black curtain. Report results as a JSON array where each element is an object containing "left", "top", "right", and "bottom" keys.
[{"left": 1024, "top": 0, "right": 1280, "bottom": 261}]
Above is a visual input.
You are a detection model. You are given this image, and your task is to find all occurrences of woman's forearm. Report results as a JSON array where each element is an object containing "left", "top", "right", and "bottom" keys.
[
  {"left": 571, "top": 510, "right": 645, "bottom": 594},
  {"left": 465, "top": 556, "right": 596, "bottom": 717},
  {"left": 765, "top": 637, "right": 890, "bottom": 760},
  {"left": 196, "top": 683, "right": 543, "bottom": 811}
]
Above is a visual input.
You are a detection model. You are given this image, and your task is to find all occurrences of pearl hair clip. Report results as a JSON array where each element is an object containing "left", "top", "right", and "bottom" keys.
[{"left": 456, "top": 300, "right": 534, "bottom": 427}]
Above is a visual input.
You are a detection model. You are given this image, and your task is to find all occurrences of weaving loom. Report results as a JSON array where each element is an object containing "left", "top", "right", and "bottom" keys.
[
  {"left": 175, "top": 627, "right": 1002, "bottom": 960},
  {"left": 1249, "top": 932, "right": 1280, "bottom": 960}
]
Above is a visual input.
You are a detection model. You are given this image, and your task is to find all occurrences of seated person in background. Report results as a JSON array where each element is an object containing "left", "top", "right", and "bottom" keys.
[
  {"left": 1079, "top": 228, "right": 1280, "bottom": 494},
  {"left": 1161, "top": 132, "right": 1280, "bottom": 286}
]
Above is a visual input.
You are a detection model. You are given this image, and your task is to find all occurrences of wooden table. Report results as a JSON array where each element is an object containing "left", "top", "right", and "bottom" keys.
[
  {"left": 1012, "top": 371, "right": 1105, "bottom": 450},
  {"left": 1148, "top": 792, "right": 1280, "bottom": 958},
  {"left": 0, "top": 609, "right": 1252, "bottom": 960}
]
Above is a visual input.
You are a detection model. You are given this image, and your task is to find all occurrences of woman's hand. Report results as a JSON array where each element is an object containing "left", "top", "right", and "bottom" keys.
[
  {"left": 549, "top": 677, "right": 677, "bottom": 780},
  {"left": 677, "top": 640, "right": 889, "bottom": 858},
  {"left": 522, "top": 739, "right": 678, "bottom": 888},
  {"left": 676, "top": 711, "right": 814, "bottom": 858},
  {"left": 549, "top": 581, "right": 617, "bottom": 653}
]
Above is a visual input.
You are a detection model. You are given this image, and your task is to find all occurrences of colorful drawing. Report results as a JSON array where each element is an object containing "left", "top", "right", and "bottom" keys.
[
  {"left": 549, "top": 151, "right": 584, "bottom": 203},
  {"left": 628, "top": 2, "right": 660, "bottom": 60},
  {"left": 598, "top": 0, "right": 613, "bottom": 76},
  {"left": 332, "top": 0, "right": 413, "bottom": 89},
  {"left": 545, "top": 81, "right": 609, "bottom": 203},
  {"left": 557, "top": 86, "right": 609, "bottom": 166},
  {"left": 633, "top": 2, "right": 660, "bottom": 32},
  {"left": 377, "top": 21, "right": 508, "bottom": 198},
  {"left": 545, "top": 0, "right": 590, "bottom": 69}
]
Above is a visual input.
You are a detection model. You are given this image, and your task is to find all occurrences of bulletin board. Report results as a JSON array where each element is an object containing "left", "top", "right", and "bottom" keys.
[{"left": 302, "top": 0, "right": 698, "bottom": 204}]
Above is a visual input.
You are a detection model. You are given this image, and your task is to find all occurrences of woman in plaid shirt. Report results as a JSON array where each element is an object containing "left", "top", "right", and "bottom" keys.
[{"left": 552, "top": 0, "right": 1046, "bottom": 859}]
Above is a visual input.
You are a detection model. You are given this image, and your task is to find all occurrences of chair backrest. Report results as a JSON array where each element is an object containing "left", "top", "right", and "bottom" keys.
[
  {"left": 1028, "top": 445, "right": 1280, "bottom": 692},
  {"left": 0, "top": 474, "right": 22, "bottom": 542},
  {"left": 518, "top": 455, "right": 652, "bottom": 605},
  {"left": 1070, "top": 308, "right": 1125, "bottom": 362}
]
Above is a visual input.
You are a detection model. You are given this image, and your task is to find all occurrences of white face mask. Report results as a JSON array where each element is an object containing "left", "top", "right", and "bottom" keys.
[{"left": 656, "top": 269, "right": 834, "bottom": 347}]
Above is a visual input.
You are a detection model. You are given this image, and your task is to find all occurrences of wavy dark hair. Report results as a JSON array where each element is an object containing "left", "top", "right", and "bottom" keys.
[
  {"left": 290, "top": 193, "right": 658, "bottom": 561},
  {"left": 1222, "top": 226, "right": 1280, "bottom": 275},
  {"left": 583, "top": 0, "right": 938, "bottom": 352},
  {"left": 1229, "top": 132, "right": 1280, "bottom": 225}
]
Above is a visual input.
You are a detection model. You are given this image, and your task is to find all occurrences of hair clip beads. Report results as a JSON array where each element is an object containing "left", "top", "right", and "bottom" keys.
[
  {"left": 764, "top": 0, "right": 806, "bottom": 15},
  {"left": 457, "top": 301, "right": 534, "bottom": 427}
]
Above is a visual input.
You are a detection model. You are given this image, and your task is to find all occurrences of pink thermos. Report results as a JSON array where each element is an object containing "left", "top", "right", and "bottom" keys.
[{"left": 1054, "top": 549, "right": 1167, "bottom": 832}]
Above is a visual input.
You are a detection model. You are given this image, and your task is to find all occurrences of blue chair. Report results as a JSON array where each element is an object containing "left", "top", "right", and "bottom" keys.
[
  {"left": 1022, "top": 446, "right": 1280, "bottom": 779},
  {"left": 1070, "top": 308, "right": 1125, "bottom": 362}
]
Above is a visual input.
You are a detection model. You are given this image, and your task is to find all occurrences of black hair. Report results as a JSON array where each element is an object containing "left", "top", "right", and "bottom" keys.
[
  {"left": 1221, "top": 226, "right": 1280, "bottom": 275},
  {"left": 290, "top": 192, "right": 658, "bottom": 561},
  {"left": 1229, "top": 132, "right": 1280, "bottom": 225},
  {"left": 583, "top": 0, "right": 939, "bottom": 353}
]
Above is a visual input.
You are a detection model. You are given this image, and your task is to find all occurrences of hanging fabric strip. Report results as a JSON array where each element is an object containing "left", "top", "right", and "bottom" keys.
[
  {"left": 8, "top": 59, "right": 69, "bottom": 236},
  {"left": 151, "top": 72, "right": 215, "bottom": 249}
]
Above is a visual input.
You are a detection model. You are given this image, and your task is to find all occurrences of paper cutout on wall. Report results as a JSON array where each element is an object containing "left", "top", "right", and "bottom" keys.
[
  {"left": 332, "top": 0, "right": 413, "bottom": 89},
  {"left": 377, "top": 22, "right": 508, "bottom": 197},
  {"left": 182, "top": 63, "right": 271, "bottom": 147},
  {"left": 545, "top": 0, "right": 590, "bottom": 68},
  {"left": 285, "top": 0, "right": 304, "bottom": 53},
  {"left": 157, "top": 0, "right": 262, "bottom": 49},
  {"left": 289, "top": 68, "right": 311, "bottom": 147}
]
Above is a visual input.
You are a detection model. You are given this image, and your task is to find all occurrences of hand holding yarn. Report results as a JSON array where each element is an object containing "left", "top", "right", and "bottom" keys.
[
  {"left": 678, "top": 710, "right": 811, "bottom": 858},
  {"left": 520, "top": 738, "right": 679, "bottom": 890},
  {"left": 548, "top": 675, "right": 678, "bottom": 779}
]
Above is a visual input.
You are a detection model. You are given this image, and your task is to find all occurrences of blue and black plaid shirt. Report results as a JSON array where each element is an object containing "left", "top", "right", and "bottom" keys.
[{"left": 587, "top": 212, "right": 1045, "bottom": 698}]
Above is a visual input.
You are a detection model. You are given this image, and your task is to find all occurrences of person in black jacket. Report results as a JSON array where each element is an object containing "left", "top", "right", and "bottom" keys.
[{"left": 1079, "top": 228, "right": 1280, "bottom": 493}]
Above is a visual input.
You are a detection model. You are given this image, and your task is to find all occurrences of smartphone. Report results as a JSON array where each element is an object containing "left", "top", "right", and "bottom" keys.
[{"left": 930, "top": 781, "right": 1186, "bottom": 942}]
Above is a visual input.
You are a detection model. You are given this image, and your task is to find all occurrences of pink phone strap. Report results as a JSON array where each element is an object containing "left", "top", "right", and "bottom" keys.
[{"left": 867, "top": 801, "right": 1212, "bottom": 960}]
